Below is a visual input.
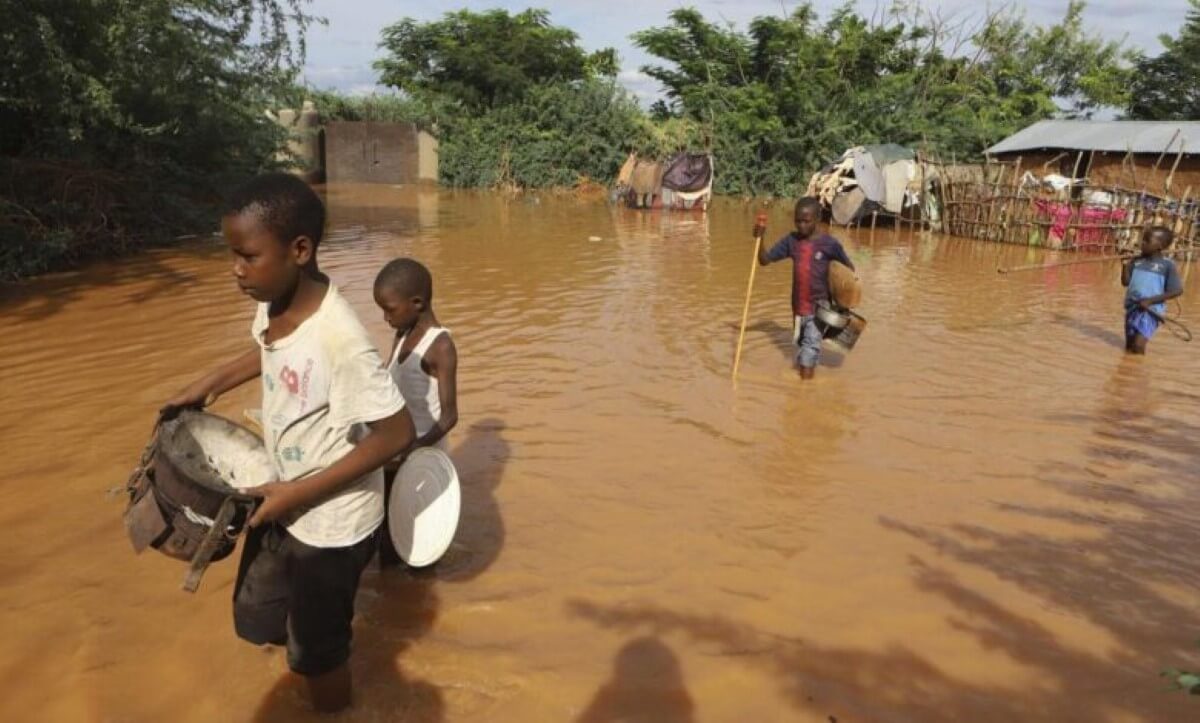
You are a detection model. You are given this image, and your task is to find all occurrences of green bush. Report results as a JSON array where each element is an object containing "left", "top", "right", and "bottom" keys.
[
  {"left": 0, "top": 0, "right": 314, "bottom": 279},
  {"left": 437, "top": 80, "right": 649, "bottom": 189}
]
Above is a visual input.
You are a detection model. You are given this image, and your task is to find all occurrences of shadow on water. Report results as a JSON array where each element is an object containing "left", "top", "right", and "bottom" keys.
[
  {"left": 250, "top": 418, "right": 511, "bottom": 720},
  {"left": 876, "top": 357, "right": 1200, "bottom": 721},
  {"left": 567, "top": 576, "right": 1189, "bottom": 723},
  {"left": 1050, "top": 312, "right": 1125, "bottom": 349},
  {"left": 0, "top": 239, "right": 221, "bottom": 321},
  {"left": 728, "top": 320, "right": 846, "bottom": 369},
  {"left": 439, "top": 417, "right": 509, "bottom": 582},
  {"left": 576, "top": 636, "right": 695, "bottom": 723},
  {"left": 567, "top": 360, "right": 1200, "bottom": 720}
]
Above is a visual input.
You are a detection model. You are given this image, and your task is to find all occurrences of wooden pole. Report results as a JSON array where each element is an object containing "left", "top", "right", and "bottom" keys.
[
  {"left": 985, "top": 162, "right": 1007, "bottom": 242},
  {"left": 1042, "top": 152, "right": 1067, "bottom": 172},
  {"left": 1174, "top": 185, "right": 1192, "bottom": 238},
  {"left": 732, "top": 213, "right": 768, "bottom": 382},
  {"left": 998, "top": 254, "right": 1128, "bottom": 274},
  {"left": 1166, "top": 138, "right": 1187, "bottom": 193},
  {"left": 1069, "top": 151, "right": 1085, "bottom": 183},
  {"left": 1066, "top": 152, "right": 1085, "bottom": 247},
  {"left": 998, "top": 246, "right": 1192, "bottom": 274},
  {"left": 1154, "top": 128, "right": 1182, "bottom": 174},
  {"left": 1008, "top": 156, "right": 1023, "bottom": 243}
]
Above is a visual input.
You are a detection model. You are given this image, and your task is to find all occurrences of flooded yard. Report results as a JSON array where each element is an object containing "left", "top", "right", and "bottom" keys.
[{"left": 1, "top": 185, "right": 1198, "bottom": 722}]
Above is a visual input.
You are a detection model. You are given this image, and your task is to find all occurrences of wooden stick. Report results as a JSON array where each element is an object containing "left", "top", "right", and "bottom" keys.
[
  {"left": 1075, "top": 148, "right": 1094, "bottom": 181},
  {"left": 998, "top": 246, "right": 1193, "bottom": 274},
  {"left": 998, "top": 254, "right": 1128, "bottom": 274},
  {"left": 1154, "top": 128, "right": 1182, "bottom": 173},
  {"left": 732, "top": 213, "right": 768, "bottom": 382},
  {"left": 1008, "top": 156, "right": 1023, "bottom": 243},
  {"left": 1166, "top": 138, "right": 1187, "bottom": 193},
  {"left": 1042, "top": 152, "right": 1067, "bottom": 172}
]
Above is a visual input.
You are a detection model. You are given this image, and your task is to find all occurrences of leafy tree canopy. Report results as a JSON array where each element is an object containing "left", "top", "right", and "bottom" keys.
[
  {"left": 375, "top": 8, "right": 618, "bottom": 109},
  {"left": 1127, "top": 0, "right": 1200, "bottom": 119}
]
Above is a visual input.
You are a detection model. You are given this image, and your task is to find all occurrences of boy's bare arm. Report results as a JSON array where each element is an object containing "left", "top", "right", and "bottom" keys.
[
  {"left": 411, "top": 335, "right": 459, "bottom": 451},
  {"left": 248, "top": 407, "right": 416, "bottom": 527},
  {"left": 1121, "top": 260, "right": 1133, "bottom": 287},
  {"left": 1137, "top": 288, "right": 1184, "bottom": 309},
  {"left": 163, "top": 347, "right": 261, "bottom": 414}
]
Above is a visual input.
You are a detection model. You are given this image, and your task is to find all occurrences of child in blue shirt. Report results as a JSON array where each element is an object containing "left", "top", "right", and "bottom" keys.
[{"left": 1121, "top": 225, "right": 1184, "bottom": 355}]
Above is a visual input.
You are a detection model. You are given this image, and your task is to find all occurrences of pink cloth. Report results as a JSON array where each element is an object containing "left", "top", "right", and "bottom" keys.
[
  {"left": 1076, "top": 205, "right": 1127, "bottom": 247},
  {"left": 1032, "top": 200, "right": 1127, "bottom": 248},
  {"left": 1034, "top": 199, "right": 1073, "bottom": 242}
]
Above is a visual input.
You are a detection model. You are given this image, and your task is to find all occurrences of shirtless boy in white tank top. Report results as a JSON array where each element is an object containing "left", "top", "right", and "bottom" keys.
[{"left": 374, "top": 258, "right": 459, "bottom": 455}]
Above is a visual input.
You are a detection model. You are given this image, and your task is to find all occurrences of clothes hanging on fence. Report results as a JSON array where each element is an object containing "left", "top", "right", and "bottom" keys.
[{"left": 1033, "top": 199, "right": 1128, "bottom": 247}]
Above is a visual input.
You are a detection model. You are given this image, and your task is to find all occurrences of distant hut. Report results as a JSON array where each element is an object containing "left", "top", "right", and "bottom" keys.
[
  {"left": 985, "top": 120, "right": 1200, "bottom": 194},
  {"left": 937, "top": 121, "right": 1200, "bottom": 250}
]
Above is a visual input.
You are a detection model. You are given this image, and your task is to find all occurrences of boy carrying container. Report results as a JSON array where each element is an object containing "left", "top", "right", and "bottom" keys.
[
  {"left": 757, "top": 197, "right": 855, "bottom": 379},
  {"left": 162, "top": 173, "right": 414, "bottom": 713},
  {"left": 374, "top": 258, "right": 459, "bottom": 454},
  {"left": 372, "top": 257, "right": 460, "bottom": 566}
]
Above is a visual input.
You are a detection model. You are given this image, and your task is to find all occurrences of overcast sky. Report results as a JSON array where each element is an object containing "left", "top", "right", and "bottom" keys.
[{"left": 298, "top": 1, "right": 1193, "bottom": 100}]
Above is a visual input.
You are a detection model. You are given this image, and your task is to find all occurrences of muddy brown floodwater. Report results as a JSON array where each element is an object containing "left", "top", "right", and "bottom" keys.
[{"left": 2, "top": 185, "right": 1200, "bottom": 722}]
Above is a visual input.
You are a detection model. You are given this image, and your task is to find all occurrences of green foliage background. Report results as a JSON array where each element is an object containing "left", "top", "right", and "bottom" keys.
[
  {"left": 0, "top": 0, "right": 315, "bottom": 279},
  {"left": 5, "top": 1, "right": 1198, "bottom": 278}
]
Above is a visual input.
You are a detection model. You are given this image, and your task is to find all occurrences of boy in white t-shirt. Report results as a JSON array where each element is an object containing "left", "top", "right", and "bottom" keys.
[{"left": 162, "top": 173, "right": 414, "bottom": 713}]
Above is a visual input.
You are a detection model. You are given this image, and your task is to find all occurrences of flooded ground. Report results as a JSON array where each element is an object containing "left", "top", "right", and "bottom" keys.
[{"left": 2, "top": 185, "right": 1199, "bottom": 722}]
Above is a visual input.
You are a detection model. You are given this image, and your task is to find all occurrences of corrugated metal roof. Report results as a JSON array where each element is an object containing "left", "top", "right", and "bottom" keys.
[{"left": 985, "top": 120, "right": 1200, "bottom": 155}]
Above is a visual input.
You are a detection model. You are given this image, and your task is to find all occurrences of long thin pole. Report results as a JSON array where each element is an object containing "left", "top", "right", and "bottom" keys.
[
  {"left": 998, "top": 247, "right": 1192, "bottom": 274},
  {"left": 998, "top": 254, "right": 1126, "bottom": 274},
  {"left": 732, "top": 213, "right": 768, "bottom": 381}
]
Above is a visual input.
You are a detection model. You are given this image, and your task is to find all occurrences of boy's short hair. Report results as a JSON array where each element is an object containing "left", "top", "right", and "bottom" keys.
[
  {"left": 226, "top": 172, "right": 325, "bottom": 247},
  {"left": 1147, "top": 224, "right": 1175, "bottom": 245},
  {"left": 375, "top": 257, "right": 433, "bottom": 301},
  {"left": 794, "top": 196, "right": 822, "bottom": 216}
]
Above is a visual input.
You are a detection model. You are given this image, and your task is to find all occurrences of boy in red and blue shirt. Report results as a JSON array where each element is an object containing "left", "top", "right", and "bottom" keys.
[{"left": 758, "top": 197, "right": 854, "bottom": 379}]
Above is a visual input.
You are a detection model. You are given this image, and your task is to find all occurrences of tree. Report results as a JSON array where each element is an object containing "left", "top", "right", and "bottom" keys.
[
  {"left": 1127, "top": 0, "right": 1200, "bottom": 119},
  {"left": 0, "top": 0, "right": 315, "bottom": 278},
  {"left": 375, "top": 9, "right": 617, "bottom": 109},
  {"left": 632, "top": 2, "right": 1132, "bottom": 196}
]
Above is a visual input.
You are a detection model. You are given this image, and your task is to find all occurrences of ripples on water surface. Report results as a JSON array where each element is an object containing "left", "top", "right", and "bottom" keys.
[{"left": 1, "top": 185, "right": 1199, "bottom": 722}]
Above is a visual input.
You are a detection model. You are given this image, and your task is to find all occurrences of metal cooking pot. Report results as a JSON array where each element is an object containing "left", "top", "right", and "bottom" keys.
[
  {"left": 815, "top": 304, "right": 850, "bottom": 330},
  {"left": 123, "top": 411, "right": 274, "bottom": 592}
]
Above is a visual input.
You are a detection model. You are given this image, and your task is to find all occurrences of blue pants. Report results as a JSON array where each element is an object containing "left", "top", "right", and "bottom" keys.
[{"left": 793, "top": 314, "right": 823, "bottom": 368}]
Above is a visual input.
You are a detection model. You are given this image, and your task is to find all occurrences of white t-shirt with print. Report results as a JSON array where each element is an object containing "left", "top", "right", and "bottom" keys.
[{"left": 252, "top": 284, "right": 405, "bottom": 548}]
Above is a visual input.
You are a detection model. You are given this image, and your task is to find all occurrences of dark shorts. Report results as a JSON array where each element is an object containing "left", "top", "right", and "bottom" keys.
[{"left": 233, "top": 523, "right": 378, "bottom": 676}]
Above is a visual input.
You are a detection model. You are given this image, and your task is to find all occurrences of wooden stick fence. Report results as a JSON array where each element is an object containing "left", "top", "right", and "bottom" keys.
[{"left": 935, "top": 158, "right": 1200, "bottom": 253}]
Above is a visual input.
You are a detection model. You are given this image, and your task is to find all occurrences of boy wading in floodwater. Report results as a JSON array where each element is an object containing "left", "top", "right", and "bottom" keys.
[
  {"left": 374, "top": 258, "right": 459, "bottom": 456},
  {"left": 1121, "top": 225, "right": 1184, "bottom": 355},
  {"left": 757, "top": 197, "right": 854, "bottom": 379},
  {"left": 162, "top": 173, "right": 415, "bottom": 713},
  {"left": 372, "top": 257, "right": 460, "bottom": 566}
]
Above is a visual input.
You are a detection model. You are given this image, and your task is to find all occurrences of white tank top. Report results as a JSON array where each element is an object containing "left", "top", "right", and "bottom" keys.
[{"left": 388, "top": 326, "right": 449, "bottom": 449}]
